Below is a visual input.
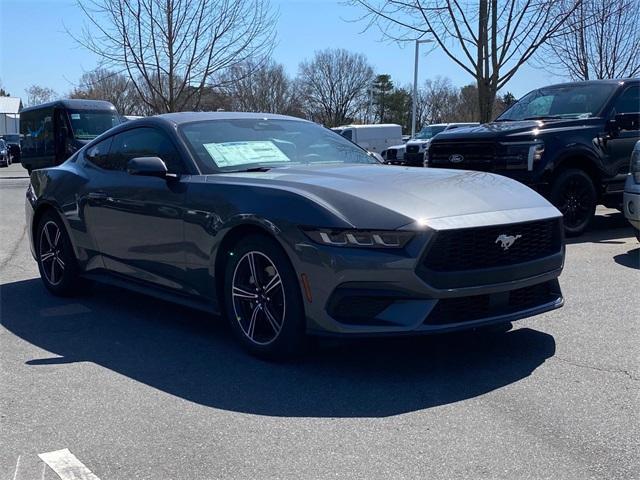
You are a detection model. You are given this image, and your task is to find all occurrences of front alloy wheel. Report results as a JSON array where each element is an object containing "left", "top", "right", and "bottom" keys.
[
  {"left": 231, "top": 251, "right": 286, "bottom": 345},
  {"left": 224, "top": 234, "right": 305, "bottom": 359}
]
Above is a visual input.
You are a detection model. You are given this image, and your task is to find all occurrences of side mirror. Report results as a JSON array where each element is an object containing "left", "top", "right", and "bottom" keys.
[
  {"left": 127, "top": 156, "right": 168, "bottom": 178},
  {"left": 614, "top": 113, "right": 640, "bottom": 132}
]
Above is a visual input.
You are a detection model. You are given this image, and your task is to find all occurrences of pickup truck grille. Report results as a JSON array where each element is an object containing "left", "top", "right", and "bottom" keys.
[
  {"left": 406, "top": 145, "right": 420, "bottom": 154},
  {"left": 429, "top": 142, "right": 496, "bottom": 170},
  {"left": 422, "top": 218, "right": 562, "bottom": 272}
]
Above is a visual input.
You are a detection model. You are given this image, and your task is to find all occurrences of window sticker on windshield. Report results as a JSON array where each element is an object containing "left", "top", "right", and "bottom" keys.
[
  {"left": 71, "top": 114, "right": 81, "bottom": 120},
  {"left": 203, "top": 141, "right": 290, "bottom": 167}
]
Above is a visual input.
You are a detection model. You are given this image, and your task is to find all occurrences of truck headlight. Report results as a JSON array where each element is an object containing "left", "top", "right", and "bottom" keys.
[
  {"left": 500, "top": 141, "right": 544, "bottom": 170},
  {"left": 423, "top": 150, "right": 430, "bottom": 167},
  {"left": 302, "top": 228, "right": 414, "bottom": 248}
]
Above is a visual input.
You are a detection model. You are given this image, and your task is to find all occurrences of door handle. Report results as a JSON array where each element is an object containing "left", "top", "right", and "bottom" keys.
[
  {"left": 87, "top": 191, "right": 110, "bottom": 204},
  {"left": 88, "top": 191, "right": 108, "bottom": 200}
]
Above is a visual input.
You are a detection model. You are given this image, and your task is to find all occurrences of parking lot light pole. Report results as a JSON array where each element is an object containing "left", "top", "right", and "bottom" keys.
[{"left": 411, "top": 38, "right": 434, "bottom": 138}]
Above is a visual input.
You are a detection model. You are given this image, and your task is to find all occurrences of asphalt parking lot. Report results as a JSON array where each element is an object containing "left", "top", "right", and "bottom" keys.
[{"left": 1, "top": 162, "right": 638, "bottom": 480}]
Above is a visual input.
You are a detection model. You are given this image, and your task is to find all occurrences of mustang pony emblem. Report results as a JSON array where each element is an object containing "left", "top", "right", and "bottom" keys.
[{"left": 495, "top": 234, "right": 522, "bottom": 251}]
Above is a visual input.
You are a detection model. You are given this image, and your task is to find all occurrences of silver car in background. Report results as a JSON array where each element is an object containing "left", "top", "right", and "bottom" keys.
[{"left": 623, "top": 140, "right": 640, "bottom": 241}]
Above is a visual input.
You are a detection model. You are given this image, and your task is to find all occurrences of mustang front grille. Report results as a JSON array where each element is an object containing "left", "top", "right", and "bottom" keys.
[{"left": 422, "top": 218, "right": 562, "bottom": 272}]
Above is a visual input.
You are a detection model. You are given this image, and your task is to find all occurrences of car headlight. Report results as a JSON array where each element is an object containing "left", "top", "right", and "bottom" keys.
[
  {"left": 630, "top": 147, "right": 640, "bottom": 183},
  {"left": 0, "top": 149, "right": 6, "bottom": 155},
  {"left": 302, "top": 228, "right": 414, "bottom": 248}
]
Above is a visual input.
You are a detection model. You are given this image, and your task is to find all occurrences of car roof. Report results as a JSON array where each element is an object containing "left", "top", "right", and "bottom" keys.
[
  {"left": 154, "top": 111, "right": 313, "bottom": 126},
  {"left": 20, "top": 98, "right": 117, "bottom": 113},
  {"left": 539, "top": 78, "right": 638, "bottom": 89}
]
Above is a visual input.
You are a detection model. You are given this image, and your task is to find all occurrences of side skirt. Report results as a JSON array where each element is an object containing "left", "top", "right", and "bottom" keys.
[{"left": 82, "top": 271, "right": 220, "bottom": 316}]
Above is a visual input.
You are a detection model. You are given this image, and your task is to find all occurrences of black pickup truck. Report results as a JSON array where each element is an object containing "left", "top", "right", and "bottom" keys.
[{"left": 426, "top": 79, "right": 640, "bottom": 236}]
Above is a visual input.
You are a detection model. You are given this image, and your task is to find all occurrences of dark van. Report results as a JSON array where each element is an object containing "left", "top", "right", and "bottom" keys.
[{"left": 20, "top": 99, "right": 121, "bottom": 173}]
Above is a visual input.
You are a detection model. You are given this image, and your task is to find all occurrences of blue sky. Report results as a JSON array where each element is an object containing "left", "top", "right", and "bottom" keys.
[{"left": 0, "top": 0, "right": 563, "bottom": 101}]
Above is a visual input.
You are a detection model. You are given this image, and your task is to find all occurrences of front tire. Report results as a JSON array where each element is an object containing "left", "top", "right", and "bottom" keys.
[
  {"left": 223, "top": 234, "right": 306, "bottom": 359},
  {"left": 36, "top": 210, "right": 82, "bottom": 296},
  {"left": 550, "top": 169, "right": 597, "bottom": 237}
]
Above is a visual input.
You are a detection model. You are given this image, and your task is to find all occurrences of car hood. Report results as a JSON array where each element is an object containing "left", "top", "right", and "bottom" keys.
[
  {"left": 406, "top": 139, "right": 431, "bottom": 147},
  {"left": 433, "top": 117, "right": 601, "bottom": 141},
  {"left": 211, "top": 164, "right": 560, "bottom": 230}
]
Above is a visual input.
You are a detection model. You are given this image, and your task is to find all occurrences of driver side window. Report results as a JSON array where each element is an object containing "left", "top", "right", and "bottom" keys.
[
  {"left": 613, "top": 86, "right": 640, "bottom": 115},
  {"left": 110, "top": 128, "right": 185, "bottom": 173}
]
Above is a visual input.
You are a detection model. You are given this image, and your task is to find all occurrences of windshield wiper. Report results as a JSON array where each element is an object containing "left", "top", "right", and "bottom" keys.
[
  {"left": 523, "top": 115, "right": 563, "bottom": 121},
  {"left": 228, "top": 166, "right": 273, "bottom": 173}
]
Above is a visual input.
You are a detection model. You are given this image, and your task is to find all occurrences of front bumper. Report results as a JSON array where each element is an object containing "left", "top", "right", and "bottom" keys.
[{"left": 288, "top": 221, "right": 564, "bottom": 337}]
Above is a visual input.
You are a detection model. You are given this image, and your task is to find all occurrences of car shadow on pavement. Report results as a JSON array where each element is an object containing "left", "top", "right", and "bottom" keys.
[
  {"left": 566, "top": 210, "right": 633, "bottom": 245},
  {"left": 613, "top": 247, "right": 640, "bottom": 269},
  {"left": 2, "top": 278, "right": 556, "bottom": 418}
]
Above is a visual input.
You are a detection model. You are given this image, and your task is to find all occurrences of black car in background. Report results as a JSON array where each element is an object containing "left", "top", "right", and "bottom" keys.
[
  {"left": 0, "top": 139, "right": 10, "bottom": 167},
  {"left": 1, "top": 134, "right": 21, "bottom": 163},
  {"left": 20, "top": 99, "right": 121, "bottom": 173},
  {"left": 426, "top": 79, "right": 640, "bottom": 236}
]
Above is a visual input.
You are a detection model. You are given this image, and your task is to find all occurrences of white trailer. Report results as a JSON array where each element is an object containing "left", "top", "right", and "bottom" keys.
[
  {"left": 332, "top": 124, "right": 403, "bottom": 154},
  {"left": 0, "top": 97, "right": 22, "bottom": 136}
]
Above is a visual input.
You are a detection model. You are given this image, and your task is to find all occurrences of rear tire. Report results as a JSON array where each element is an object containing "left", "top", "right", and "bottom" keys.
[
  {"left": 36, "top": 210, "right": 82, "bottom": 296},
  {"left": 550, "top": 169, "right": 597, "bottom": 237},
  {"left": 223, "top": 234, "right": 306, "bottom": 359}
]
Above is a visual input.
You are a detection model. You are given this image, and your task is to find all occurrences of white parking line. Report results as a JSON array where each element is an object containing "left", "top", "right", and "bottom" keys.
[{"left": 38, "top": 449, "right": 101, "bottom": 480}]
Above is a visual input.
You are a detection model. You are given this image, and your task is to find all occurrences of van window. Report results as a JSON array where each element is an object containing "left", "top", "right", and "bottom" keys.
[
  {"left": 68, "top": 109, "right": 120, "bottom": 140},
  {"left": 341, "top": 129, "right": 353, "bottom": 141},
  {"left": 20, "top": 109, "right": 54, "bottom": 158}
]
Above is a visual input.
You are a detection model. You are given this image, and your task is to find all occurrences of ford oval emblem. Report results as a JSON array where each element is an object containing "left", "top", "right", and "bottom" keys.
[{"left": 449, "top": 154, "right": 464, "bottom": 163}]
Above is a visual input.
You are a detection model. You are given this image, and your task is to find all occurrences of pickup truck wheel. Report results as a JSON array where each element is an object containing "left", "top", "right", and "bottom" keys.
[{"left": 550, "top": 169, "right": 596, "bottom": 237}]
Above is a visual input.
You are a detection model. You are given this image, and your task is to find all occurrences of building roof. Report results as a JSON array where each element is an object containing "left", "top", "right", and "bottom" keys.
[{"left": 0, "top": 97, "right": 22, "bottom": 114}]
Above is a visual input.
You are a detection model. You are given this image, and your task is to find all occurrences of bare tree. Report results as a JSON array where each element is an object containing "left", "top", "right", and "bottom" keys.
[
  {"left": 221, "top": 59, "right": 302, "bottom": 115},
  {"left": 351, "top": 0, "right": 582, "bottom": 122},
  {"left": 73, "top": 0, "right": 277, "bottom": 113},
  {"left": 297, "top": 49, "right": 374, "bottom": 127},
  {"left": 420, "top": 77, "right": 461, "bottom": 124},
  {"left": 25, "top": 85, "right": 58, "bottom": 107},
  {"left": 540, "top": 0, "right": 640, "bottom": 80},
  {"left": 69, "top": 68, "right": 142, "bottom": 115}
]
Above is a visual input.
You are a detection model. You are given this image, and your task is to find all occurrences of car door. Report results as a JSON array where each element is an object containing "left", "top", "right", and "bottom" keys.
[
  {"left": 604, "top": 85, "right": 640, "bottom": 182},
  {"left": 82, "top": 127, "right": 189, "bottom": 291}
]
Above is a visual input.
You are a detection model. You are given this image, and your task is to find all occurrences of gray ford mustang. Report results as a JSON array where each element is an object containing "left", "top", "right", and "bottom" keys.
[{"left": 26, "top": 112, "right": 565, "bottom": 358}]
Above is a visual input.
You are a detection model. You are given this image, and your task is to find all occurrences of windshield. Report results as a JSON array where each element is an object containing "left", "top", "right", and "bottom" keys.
[
  {"left": 1, "top": 134, "right": 20, "bottom": 143},
  {"left": 497, "top": 84, "right": 618, "bottom": 121},
  {"left": 67, "top": 109, "right": 120, "bottom": 140},
  {"left": 181, "top": 119, "right": 376, "bottom": 172},
  {"left": 415, "top": 125, "right": 447, "bottom": 140}
]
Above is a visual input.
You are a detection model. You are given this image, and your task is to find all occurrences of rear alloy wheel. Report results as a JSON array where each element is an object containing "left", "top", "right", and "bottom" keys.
[
  {"left": 36, "top": 211, "right": 81, "bottom": 296},
  {"left": 224, "top": 234, "right": 305, "bottom": 359},
  {"left": 550, "top": 169, "right": 597, "bottom": 237}
]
